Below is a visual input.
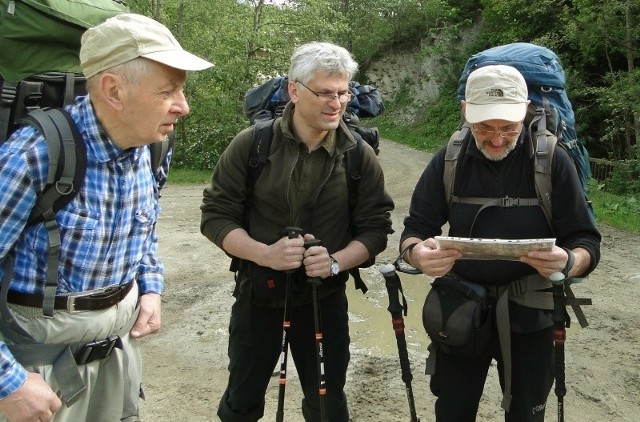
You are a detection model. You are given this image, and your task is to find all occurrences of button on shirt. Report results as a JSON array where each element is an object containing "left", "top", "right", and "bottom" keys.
[
  {"left": 289, "top": 131, "right": 336, "bottom": 219},
  {"left": 0, "top": 95, "right": 164, "bottom": 398}
]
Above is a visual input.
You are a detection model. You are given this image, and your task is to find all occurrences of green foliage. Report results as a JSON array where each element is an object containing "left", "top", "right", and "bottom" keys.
[
  {"left": 589, "top": 180, "right": 640, "bottom": 233},
  {"left": 369, "top": 86, "right": 460, "bottom": 152},
  {"left": 601, "top": 146, "right": 640, "bottom": 196},
  {"left": 478, "top": 0, "right": 568, "bottom": 47},
  {"left": 128, "top": 0, "right": 638, "bottom": 172}
]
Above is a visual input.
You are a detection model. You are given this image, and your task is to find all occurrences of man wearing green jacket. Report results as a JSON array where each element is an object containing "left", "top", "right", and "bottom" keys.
[{"left": 200, "top": 41, "right": 394, "bottom": 421}]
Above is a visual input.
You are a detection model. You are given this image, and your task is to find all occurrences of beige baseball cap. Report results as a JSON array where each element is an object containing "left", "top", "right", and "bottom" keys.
[
  {"left": 80, "top": 13, "right": 214, "bottom": 78},
  {"left": 464, "top": 65, "right": 528, "bottom": 124}
]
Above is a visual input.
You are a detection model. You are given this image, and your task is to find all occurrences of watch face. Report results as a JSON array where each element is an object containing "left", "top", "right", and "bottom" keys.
[{"left": 331, "top": 259, "right": 339, "bottom": 275}]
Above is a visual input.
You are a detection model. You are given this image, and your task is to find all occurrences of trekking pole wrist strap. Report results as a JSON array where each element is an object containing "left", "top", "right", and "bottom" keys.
[
  {"left": 400, "top": 242, "right": 419, "bottom": 266},
  {"left": 561, "top": 247, "right": 575, "bottom": 279}
]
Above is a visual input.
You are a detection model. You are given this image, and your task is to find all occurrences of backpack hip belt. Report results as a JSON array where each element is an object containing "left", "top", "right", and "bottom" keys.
[
  {"left": 484, "top": 274, "right": 591, "bottom": 412},
  {"left": 0, "top": 265, "right": 139, "bottom": 407},
  {"left": 2, "top": 313, "right": 137, "bottom": 407}
]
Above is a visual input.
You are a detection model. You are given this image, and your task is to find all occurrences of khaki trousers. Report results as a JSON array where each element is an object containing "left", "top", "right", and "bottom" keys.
[{"left": 0, "top": 283, "right": 142, "bottom": 422}]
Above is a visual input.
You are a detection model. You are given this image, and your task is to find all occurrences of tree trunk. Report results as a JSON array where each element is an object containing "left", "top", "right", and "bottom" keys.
[{"left": 625, "top": 2, "right": 637, "bottom": 153}]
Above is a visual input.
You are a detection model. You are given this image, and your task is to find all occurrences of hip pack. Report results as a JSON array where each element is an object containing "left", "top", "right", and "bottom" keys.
[{"left": 422, "top": 274, "right": 492, "bottom": 357}]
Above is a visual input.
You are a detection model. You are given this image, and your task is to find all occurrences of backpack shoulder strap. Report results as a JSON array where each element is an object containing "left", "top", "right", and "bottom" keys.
[
  {"left": 229, "top": 118, "right": 274, "bottom": 273},
  {"left": 345, "top": 130, "right": 363, "bottom": 212},
  {"left": 247, "top": 119, "right": 275, "bottom": 192},
  {"left": 444, "top": 122, "right": 471, "bottom": 207},
  {"left": 149, "top": 132, "right": 175, "bottom": 180},
  {"left": 529, "top": 107, "right": 556, "bottom": 232},
  {"left": 0, "top": 81, "right": 17, "bottom": 145},
  {"left": 344, "top": 132, "right": 369, "bottom": 294},
  {"left": 23, "top": 108, "right": 86, "bottom": 317},
  {"left": 25, "top": 108, "right": 87, "bottom": 224},
  {"left": 445, "top": 121, "right": 545, "bottom": 235}
]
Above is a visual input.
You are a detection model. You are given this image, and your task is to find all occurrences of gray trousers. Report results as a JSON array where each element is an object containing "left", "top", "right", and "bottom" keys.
[{"left": 0, "top": 283, "right": 142, "bottom": 422}]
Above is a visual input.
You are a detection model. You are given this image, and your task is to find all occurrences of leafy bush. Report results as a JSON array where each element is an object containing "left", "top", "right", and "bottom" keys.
[{"left": 603, "top": 146, "right": 640, "bottom": 196}]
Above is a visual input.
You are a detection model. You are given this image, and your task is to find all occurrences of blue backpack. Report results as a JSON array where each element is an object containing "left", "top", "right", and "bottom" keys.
[
  {"left": 446, "top": 42, "right": 595, "bottom": 228},
  {"left": 457, "top": 42, "right": 592, "bottom": 191}
]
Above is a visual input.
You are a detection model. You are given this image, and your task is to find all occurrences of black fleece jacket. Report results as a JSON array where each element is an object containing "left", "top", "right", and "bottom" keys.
[{"left": 401, "top": 133, "right": 601, "bottom": 331}]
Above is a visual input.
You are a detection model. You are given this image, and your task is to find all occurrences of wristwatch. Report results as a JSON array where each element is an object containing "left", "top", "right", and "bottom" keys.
[{"left": 330, "top": 256, "right": 340, "bottom": 276}]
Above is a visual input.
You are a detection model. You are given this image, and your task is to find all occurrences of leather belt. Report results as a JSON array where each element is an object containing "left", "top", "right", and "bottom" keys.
[{"left": 7, "top": 281, "right": 134, "bottom": 313}]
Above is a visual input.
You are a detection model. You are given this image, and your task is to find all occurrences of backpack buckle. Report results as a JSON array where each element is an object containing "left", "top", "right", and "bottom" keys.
[
  {"left": 74, "top": 335, "right": 122, "bottom": 365},
  {"left": 500, "top": 196, "right": 519, "bottom": 207}
]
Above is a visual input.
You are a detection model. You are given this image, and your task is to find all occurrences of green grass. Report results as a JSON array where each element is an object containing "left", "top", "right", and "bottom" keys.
[
  {"left": 589, "top": 183, "right": 640, "bottom": 233},
  {"left": 166, "top": 168, "right": 211, "bottom": 185}
]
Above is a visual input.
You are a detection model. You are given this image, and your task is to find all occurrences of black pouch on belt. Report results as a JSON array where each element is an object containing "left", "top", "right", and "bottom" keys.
[{"left": 422, "top": 274, "right": 492, "bottom": 357}]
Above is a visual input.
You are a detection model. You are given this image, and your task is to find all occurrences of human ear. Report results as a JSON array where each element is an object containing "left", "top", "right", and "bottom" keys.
[
  {"left": 288, "top": 80, "right": 300, "bottom": 103},
  {"left": 100, "top": 73, "right": 125, "bottom": 112}
]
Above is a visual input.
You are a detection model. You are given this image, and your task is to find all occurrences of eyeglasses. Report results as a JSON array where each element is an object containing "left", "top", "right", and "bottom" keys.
[
  {"left": 471, "top": 125, "right": 521, "bottom": 141},
  {"left": 296, "top": 81, "right": 353, "bottom": 104}
]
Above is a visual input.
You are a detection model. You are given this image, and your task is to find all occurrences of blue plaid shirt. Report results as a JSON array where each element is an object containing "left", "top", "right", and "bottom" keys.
[{"left": 0, "top": 96, "right": 166, "bottom": 398}]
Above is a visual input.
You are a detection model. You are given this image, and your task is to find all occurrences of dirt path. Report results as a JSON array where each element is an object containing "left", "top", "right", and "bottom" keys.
[{"left": 139, "top": 139, "right": 640, "bottom": 421}]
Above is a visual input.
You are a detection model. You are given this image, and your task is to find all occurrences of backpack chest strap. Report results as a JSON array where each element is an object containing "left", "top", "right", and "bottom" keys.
[{"left": 451, "top": 195, "right": 542, "bottom": 235}]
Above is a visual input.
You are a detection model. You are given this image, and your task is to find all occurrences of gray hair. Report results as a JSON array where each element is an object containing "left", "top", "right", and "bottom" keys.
[
  {"left": 288, "top": 42, "right": 358, "bottom": 84},
  {"left": 86, "top": 57, "right": 155, "bottom": 91}
]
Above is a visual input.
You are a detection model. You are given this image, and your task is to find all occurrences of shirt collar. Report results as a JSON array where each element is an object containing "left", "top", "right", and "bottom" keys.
[{"left": 79, "top": 96, "right": 127, "bottom": 164}]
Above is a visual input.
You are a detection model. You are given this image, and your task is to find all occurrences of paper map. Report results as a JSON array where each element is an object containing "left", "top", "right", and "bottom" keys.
[{"left": 434, "top": 236, "right": 556, "bottom": 260}]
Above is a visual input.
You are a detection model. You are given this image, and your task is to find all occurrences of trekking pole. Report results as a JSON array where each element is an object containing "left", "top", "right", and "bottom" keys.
[
  {"left": 549, "top": 271, "right": 567, "bottom": 422},
  {"left": 304, "top": 238, "right": 328, "bottom": 422},
  {"left": 276, "top": 226, "right": 303, "bottom": 422},
  {"left": 379, "top": 263, "right": 420, "bottom": 422}
]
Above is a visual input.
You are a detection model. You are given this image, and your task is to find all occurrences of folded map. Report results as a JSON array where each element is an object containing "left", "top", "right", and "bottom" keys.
[{"left": 434, "top": 236, "right": 556, "bottom": 260}]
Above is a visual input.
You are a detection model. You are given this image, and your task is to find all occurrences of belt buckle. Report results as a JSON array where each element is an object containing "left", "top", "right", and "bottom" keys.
[
  {"left": 65, "top": 287, "right": 106, "bottom": 313},
  {"left": 500, "top": 196, "right": 519, "bottom": 207}
]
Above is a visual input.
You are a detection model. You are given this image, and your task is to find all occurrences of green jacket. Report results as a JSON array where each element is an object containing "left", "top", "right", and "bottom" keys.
[{"left": 200, "top": 103, "right": 394, "bottom": 305}]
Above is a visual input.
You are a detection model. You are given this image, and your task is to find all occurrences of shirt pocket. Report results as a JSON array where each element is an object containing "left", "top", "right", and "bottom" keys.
[
  {"left": 56, "top": 208, "right": 100, "bottom": 274},
  {"left": 133, "top": 204, "right": 158, "bottom": 236}
]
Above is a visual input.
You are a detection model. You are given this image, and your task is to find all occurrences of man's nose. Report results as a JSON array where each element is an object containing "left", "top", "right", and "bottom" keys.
[
  {"left": 488, "top": 131, "right": 505, "bottom": 144},
  {"left": 172, "top": 91, "right": 190, "bottom": 116}
]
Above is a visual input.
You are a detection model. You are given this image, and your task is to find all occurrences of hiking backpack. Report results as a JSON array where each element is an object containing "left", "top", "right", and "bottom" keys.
[
  {"left": 1, "top": 0, "right": 174, "bottom": 209},
  {"left": 437, "top": 44, "right": 595, "bottom": 411},
  {"left": 244, "top": 75, "right": 384, "bottom": 155},
  {"left": 0, "top": 1, "right": 174, "bottom": 317},
  {"left": 446, "top": 42, "right": 595, "bottom": 229}
]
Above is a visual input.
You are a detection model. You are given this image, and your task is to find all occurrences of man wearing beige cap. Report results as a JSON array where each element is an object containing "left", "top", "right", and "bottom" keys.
[
  {"left": 400, "top": 65, "right": 600, "bottom": 421},
  {"left": 0, "top": 13, "right": 212, "bottom": 422}
]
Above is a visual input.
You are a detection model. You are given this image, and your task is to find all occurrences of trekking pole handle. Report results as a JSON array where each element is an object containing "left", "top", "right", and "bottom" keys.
[
  {"left": 283, "top": 226, "right": 303, "bottom": 274},
  {"left": 304, "top": 239, "right": 322, "bottom": 287},
  {"left": 379, "top": 263, "right": 406, "bottom": 317},
  {"left": 284, "top": 226, "right": 303, "bottom": 240},
  {"left": 549, "top": 272, "right": 565, "bottom": 286}
]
